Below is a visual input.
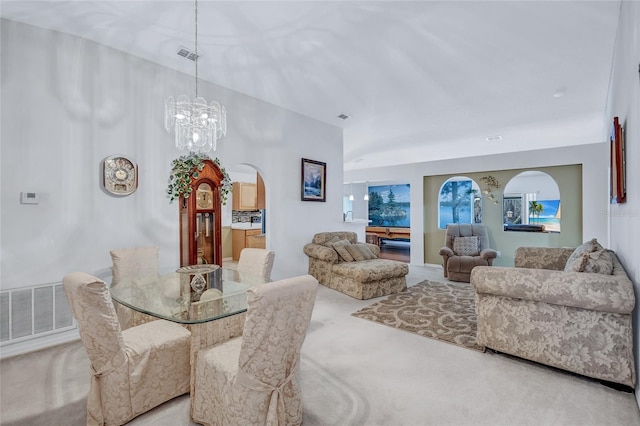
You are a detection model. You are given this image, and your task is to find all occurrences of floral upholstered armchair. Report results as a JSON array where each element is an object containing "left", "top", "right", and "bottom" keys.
[{"left": 471, "top": 240, "right": 636, "bottom": 388}]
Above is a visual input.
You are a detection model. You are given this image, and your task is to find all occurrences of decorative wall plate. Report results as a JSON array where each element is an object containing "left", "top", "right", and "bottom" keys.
[{"left": 103, "top": 155, "right": 138, "bottom": 196}]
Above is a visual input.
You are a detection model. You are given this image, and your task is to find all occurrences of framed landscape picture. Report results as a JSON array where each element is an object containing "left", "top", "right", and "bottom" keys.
[{"left": 301, "top": 158, "right": 326, "bottom": 202}]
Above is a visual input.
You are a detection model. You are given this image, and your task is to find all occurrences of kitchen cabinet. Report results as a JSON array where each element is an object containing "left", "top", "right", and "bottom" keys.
[
  {"left": 232, "top": 228, "right": 262, "bottom": 261},
  {"left": 232, "top": 182, "right": 257, "bottom": 210},
  {"left": 247, "top": 234, "right": 266, "bottom": 249}
]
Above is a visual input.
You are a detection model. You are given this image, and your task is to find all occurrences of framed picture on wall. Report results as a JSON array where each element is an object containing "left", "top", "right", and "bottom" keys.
[
  {"left": 610, "top": 116, "right": 626, "bottom": 204},
  {"left": 301, "top": 158, "right": 326, "bottom": 202},
  {"left": 503, "top": 195, "right": 523, "bottom": 228}
]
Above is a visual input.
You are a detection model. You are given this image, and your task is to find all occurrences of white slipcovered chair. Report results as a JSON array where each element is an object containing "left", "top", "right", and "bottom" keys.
[
  {"left": 237, "top": 248, "right": 276, "bottom": 280},
  {"left": 110, "top": 246, "right": 161, "bottom": 328},
  {"left": 109, "top": 245, "right": 160, "bottom": 285},
  {"left": 192, "top": 274, "right": 318, "bottom": 426},
  {"left": 62, "top": 272, "right": 191, "bottom": 426}
]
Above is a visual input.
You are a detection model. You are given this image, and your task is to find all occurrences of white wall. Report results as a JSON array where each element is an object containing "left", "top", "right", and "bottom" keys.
[
  {"left": 342, "top": 182, "right": 369, "bottom": 220},
  {"left": 346, "top": 143, "right": 609, "bottom": 267},
  {"left": 503, "top": 172, "right": 560, "bottom": 200},
  {"left": 603, "top": 0, "right": 640, "bottom": 402},
  {"left": 0, "top": 19, "right": 343, "bottom": 293}
]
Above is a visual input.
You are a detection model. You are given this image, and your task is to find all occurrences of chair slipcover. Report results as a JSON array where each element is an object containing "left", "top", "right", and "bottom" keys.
[
  {"left": 109, "top": 245, "right": 160, "bottom": 285},
  {"left": 62, "top": 272, "right": 191, "bottom": 426},
  {"left": 110, "top": 246, "right": 161, "bottom": 328},
  {"left": 438, "top": 223, "right": 497, "bottom": 282},
  {"left": 192, "top": 274, "right": 318, "bottom": 426},
  {"left": 237, "top": 248, "right": 276, "bottom": 280}
]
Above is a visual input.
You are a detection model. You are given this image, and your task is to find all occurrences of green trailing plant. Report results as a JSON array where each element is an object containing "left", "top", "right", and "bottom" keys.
[
  {"left": 213, "top": 157, "right": 233, "bottom": 206},
  {"left": 167, "top": 152, "right": 232, "bottom": 205}
]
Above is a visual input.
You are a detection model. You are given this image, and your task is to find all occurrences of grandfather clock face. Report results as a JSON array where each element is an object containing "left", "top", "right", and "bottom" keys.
[{"left": 196, "top": 183, "right": 213, "bottom": 210}]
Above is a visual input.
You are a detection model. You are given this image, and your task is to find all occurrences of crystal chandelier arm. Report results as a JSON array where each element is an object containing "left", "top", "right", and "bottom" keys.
[{"left": 165, "top": 96, "right": 175, "bottom": 131}]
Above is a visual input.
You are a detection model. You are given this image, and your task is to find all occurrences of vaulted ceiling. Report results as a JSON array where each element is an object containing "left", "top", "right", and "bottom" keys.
[{"left": 0, "top": 1, "right": 621, "bottom": 170}]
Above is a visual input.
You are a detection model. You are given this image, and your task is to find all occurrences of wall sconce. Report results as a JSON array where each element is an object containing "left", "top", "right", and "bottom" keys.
[{"left": 479, "top": 175, "right": 501, "bottom": 205}]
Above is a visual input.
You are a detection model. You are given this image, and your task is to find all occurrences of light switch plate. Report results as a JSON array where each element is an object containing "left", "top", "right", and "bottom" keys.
[{"left": 20, "top": 192, "right": 39, "bottom": 204}]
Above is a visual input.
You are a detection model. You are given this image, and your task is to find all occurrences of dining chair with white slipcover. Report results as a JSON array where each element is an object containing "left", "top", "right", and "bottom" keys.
[
  {"left": 62, "top": 272, "right": 191, "bottom": 426},
  {"left": 191, "top": 274, "right": 318, "bottom": 426},
  {"left": 109, "top": 245, "right": 160, "bottom": 285},
  {"left": 109, "top": 245, "right": 161, "bottom": 328},
  {"left": 237, "top": 248, "right": 275, "bottom": 280}
]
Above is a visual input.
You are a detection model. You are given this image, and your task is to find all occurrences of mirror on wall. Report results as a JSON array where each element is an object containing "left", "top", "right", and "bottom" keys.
[
  {"left": 503, "top": 171, "right": 561, "bottom": 233},
  {"left": 438, "top": 176, "right": 482, "bottom": 229}
]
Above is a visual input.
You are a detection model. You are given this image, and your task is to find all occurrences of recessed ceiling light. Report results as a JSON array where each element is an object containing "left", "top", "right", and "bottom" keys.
[
  {"left": 485, "top": 135, "right": 503, "bottom": 142},
  {"left": 337, "top": 114, "right": 349, "bottom": 120}
]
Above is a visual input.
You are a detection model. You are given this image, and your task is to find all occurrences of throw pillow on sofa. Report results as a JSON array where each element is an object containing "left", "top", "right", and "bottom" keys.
[
  {"left": 345, "top": 243, "right": 377, "bottom": 261},
  {"left": 564, "top": 238, "right": 613, "bottom": 274},
  {"left": 453, "top": 236, "right": 480, "bottom": 256},
  {"left": 323, "top": 235, "right": 342, "bottom": 247},
  {"left": 332, "top": 239, "right": 355, "bottom": 262}
]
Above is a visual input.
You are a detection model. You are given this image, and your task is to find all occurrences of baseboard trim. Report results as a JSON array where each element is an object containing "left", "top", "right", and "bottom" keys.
[{"left": 0, "top": 329, "right": 80, "bottom": 359}]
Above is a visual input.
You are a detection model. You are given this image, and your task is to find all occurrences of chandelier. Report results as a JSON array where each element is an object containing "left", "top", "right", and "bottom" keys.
[{"left": 164, "top": 0, "right": 227, "bottom": 153}]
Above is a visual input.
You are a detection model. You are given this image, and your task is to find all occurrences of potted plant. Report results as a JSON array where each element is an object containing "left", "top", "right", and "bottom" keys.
[{"left": 167, "top": 152, "right": 232, "bottom": 205}]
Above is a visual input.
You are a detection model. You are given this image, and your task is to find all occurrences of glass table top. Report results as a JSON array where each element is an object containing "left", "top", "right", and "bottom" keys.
[{"left": 109, "top": 267, "right": 268, "bottom": 324}]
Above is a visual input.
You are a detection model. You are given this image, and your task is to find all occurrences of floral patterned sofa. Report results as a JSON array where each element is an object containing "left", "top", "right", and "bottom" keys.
[
  {"left": 303, "top": 231, "right": 408, "bottom": 299},
  {"left": 471, "top": 242, "right": 635, "bottom": 388}
]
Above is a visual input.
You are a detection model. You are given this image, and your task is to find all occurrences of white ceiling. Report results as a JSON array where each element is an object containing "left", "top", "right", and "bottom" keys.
[{"left": 0, "top": 1, "right": 621, "bottom": 170}]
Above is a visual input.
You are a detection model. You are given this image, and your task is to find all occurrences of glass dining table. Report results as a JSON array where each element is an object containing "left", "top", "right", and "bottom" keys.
[
  {"left": 109, "top": 266, "right": 269, "bottom": 405},
  {"left": 109, "top": 266, "right": 268, "bottom": 324}
]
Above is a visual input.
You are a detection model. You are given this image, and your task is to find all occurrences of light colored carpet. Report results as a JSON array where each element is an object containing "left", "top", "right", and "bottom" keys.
[
  {"left": 352, "top": 279, "right": 484, "bottom": 352},
  {"left": 2, "top": 264, "right": 640, "bottom": 426}
]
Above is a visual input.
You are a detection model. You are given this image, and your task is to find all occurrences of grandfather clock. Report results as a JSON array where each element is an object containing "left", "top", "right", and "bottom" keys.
[{"left": 179, "top": 159, "right": 223, "bottom": 267}]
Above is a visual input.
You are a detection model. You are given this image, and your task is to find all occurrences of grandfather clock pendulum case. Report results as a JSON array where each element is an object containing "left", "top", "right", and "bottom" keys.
[{"left": 179, "top": 159, "right": 224, "bottom": 267}]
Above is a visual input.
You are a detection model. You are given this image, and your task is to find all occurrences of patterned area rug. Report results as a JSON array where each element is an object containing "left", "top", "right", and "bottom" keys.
[{"left": 352, "top": 280, "right": 485, "bottom": 352}]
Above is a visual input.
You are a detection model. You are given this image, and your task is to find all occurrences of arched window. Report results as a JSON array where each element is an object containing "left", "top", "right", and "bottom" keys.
[
  {"left": 438, "top": 177, "right": 482, "bottom": 229},
  {"left": 503, "top": 171, "right": 561, "bottom": 233}
]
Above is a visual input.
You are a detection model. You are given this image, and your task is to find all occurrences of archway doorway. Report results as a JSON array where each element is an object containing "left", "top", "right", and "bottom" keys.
[{"left": 221, "top": 164, "right": 266, "bottom": 264}]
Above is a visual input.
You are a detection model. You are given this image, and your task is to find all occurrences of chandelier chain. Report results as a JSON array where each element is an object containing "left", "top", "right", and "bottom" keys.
[{"left": 194, "top": 0, "right": 198, "bottom": 97}]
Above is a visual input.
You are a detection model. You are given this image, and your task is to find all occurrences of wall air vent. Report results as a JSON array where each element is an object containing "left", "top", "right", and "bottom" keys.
[
  {"left": 485, "top": 135, "right": 503, "bottom": 142},
  {"left": 177, "top": 46, "right": 199, "bottom": 62},
  {"left": 337, "top": 114, "right": 349, "bottom": 120},
  {"left": 0, "top": 283, "right": 75, "bottom": 346}
]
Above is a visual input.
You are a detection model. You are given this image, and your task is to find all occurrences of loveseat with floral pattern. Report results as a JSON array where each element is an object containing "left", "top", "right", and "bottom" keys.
[
  {"left": 303, "top": 231, "right": 408, "bottom": 299},
  {"left": 471, "top": 240, "right": 635, "bottom": 388}
]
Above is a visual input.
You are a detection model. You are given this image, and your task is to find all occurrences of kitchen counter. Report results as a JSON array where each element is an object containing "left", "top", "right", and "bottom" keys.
[
  {"left": 230, "top": 223, "right": 262, "bottom": 230},
  {"left": 344, "top": 218, "right": 371, "bottom": 224}
]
